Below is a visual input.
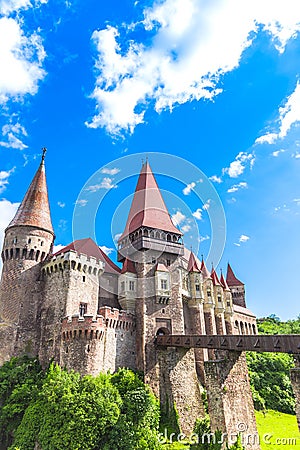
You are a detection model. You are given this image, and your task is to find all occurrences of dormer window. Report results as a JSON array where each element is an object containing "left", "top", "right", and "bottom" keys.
[{"left": 129, "top": 280, "right": 135, "bottom": 291}]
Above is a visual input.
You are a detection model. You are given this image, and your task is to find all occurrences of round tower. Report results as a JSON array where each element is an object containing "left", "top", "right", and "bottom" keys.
[{"left": 0, "top": 150, "right": 54, "bottom": 361}]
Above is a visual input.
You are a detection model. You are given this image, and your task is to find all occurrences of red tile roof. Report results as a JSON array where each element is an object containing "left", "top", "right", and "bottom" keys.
[
  {"left": 7, "top": 157, "right": 54, "bottom": 235},
  {"left": 119, "top": 161, "right": 182, "bottom": 240},
  {"left": 187, "top": 251, "right": 201, "bottom": 272},
  {"left": 53, "top": 238, "right": 120, "bottom": 274},
  {"left": 220, "top": 272, "right": 230, "bottom": 290},
  {"left": 200, "top": 258, "right": 211, "bottom": 279},
  {"left": 211, "top": 267, "right": 221, "bottom": 286},
  {"left": 226, "top": 263, "right": 244, "bottom": 287},
  {"left": 121, "top": 258, "right": 137, "bottom": 274},
  {"left": 156, "top": 262, "right": 169, "bottom": 272}
]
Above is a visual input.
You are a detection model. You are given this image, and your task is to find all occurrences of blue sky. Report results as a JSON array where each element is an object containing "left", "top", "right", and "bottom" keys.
[{"left": 1, "top": 0, "right": 300, "bottom": 320}]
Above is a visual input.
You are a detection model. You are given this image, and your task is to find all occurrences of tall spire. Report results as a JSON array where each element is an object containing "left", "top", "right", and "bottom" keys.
[
  {"left": 7, "top": 149, "right": 54, "bottom": 235},
  {"left": 187, "top": 251, "right": 201, "bottom": 272},
  {"left": 200, "top": 257, "right": 211, "bottom": 279},
  {"left": 120, "top": 160, "right": 182, "bottom": 239},
  {"left": 226, "top": 263, "right": 244, "bottom": 287}
]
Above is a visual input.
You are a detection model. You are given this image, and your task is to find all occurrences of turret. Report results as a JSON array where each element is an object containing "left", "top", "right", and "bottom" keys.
[
  {"left": 226, "top": 263, "right": 246, "bottom": 308},
  {"left": 0, "top": 150, "right": 54, "bottom": 361}
]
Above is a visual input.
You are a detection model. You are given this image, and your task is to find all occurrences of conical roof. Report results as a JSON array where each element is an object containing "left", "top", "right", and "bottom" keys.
[
  {"left": 7, "top": 152, "right": 54, "bottom": 235},
  {"left": 121, "top": 258, "right": 137, "bottom": 274},
  {"left": 226, "top": 263, "right": 244, "bottom": 287},
  {"left": 187, "top": 251, "right": 201, "bottom": 272},
  {"left": 119, "top": 161, "right": 182, "bottom": 240},
  {"left": 220, "top": 272, "right": 230, "bottom": 290},
  {"left": 200, "top": 258, "right": 211, "bottom": 279},
  {"left": 211, "top": 267, "right": 221, "bottom": 286}
]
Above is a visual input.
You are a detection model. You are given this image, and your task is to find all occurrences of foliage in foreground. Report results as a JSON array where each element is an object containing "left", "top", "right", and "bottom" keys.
[
  {"left": 246, "top": 315, "right": 299, "bottom": 414},
  {"left": 0, "top": 358, "right": 162, "bottom": 450}
]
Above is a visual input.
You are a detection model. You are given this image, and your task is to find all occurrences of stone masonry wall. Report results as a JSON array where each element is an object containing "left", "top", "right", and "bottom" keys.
[{"left": 205, "top": 351, "right": 259, "bottom": 450}]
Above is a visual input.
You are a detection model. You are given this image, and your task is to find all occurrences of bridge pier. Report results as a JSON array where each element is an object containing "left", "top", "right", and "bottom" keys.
[
  {"left": 205, "top": 351, "right": 259, "bottom": 450},
  {"left": 291, "top": 355, "right": 300, "bottom": 431}
]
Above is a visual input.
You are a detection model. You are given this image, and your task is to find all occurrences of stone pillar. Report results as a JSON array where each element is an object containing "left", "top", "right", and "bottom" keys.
[
  {"left": 189, "top": 302, "right": 208, "bottom": 383},
  {"left": 291, "top": 355, "right": 300, "bottom": 431},
  {"left": 204, "top": 307, "right": 217, "bottom": 359},
  {"left": 157, "top": 347, "right": 205, "bottom": 436},
  {"left": 205, "top": 351, "right": 259, "bottom": 450},
  {"left": 215, "top": 313, "right": 226, "bottom": 335}
]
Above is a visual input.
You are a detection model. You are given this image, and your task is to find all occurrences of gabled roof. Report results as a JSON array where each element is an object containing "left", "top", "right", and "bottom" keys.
[
  {"left": 211, "top": 267, "right": 221, "bottom": 286},
  {"left": 226, "top": 263, "right": 244, "bottom": 287},
  {"left": 119, "top": 161, "right": 182, "bottom": 240},
  {"left": 220, "top": 272, "right": 230, "bottom": 290},
  {"left": 7, "top": 154, "right": 54, "bottom": 235},
  {"left": 53, "top": 238, "right": 120, "bottom": 274},
  {"left": 121, "top": 258, "right": 137, "bottom": 274},
  {"left": 200, "top": 258, "right": 211, "bottom": 279},
  {"left": 156, "top": 262, "right": 169, "bottom": 272},
  {"left": 187, "top": 251, "right": 201, "bottom": 272}
]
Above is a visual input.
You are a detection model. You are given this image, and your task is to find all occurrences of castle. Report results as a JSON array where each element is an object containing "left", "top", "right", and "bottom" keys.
[{"left": 0, "top": 154, "right": 260, "bottom": 446}]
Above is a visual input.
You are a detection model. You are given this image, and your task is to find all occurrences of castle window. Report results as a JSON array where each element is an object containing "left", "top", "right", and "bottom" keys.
[
  {"left": 195, "top": 284, "right": 200, "bottom": 291},
  {"left": 83, "top": 276, "right": 86, "bottom": 282},
  {"left": 28, "top": 238, "right": 31, "bottom": 244},
  {"left": 207, "top": 290, "right": 211, "bottom": 297},
  {"left": 120, "top": 281, "right": 125, "bottom": 292},
  {"left": 41, "top": 241, "right": 44, "bottom": 246},
  {"left": 217, "top": 295, "right": 222, "bottom": 303},
  {"left": 152, "top": 258, "right": 156, "bottom": 264},
  {"left": 79, "top": 303, "right": 87, "bottom": 316},
  {"left": 227, "top": 301, "right": 230, "bottom": 307},
  {"left": 13, "top": 237, "right": 17, "bottom": 244},
  {"left": 166, "top": 259, "right": 171, "bottom": 266},
  {"left": 129, "top": 280, "right": 135, "bottom": 291},
  {"left": 161, "top": 279, "right": 167, "bottom": 290}
]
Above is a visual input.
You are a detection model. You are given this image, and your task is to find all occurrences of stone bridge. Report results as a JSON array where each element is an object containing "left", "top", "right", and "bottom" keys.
[{"left": 156, "top": 333, "right": 300, "bottom": 435}]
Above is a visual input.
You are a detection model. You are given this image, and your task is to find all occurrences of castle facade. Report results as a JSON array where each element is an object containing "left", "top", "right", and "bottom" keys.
[{"left": 0, "top": 155, "right": 259, "bottom": 445}]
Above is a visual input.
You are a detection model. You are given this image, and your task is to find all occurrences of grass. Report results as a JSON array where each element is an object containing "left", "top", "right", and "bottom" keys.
[
  {"left": 255, "top": 410, "right": 300, "bottom": 450},
  {"left": 163, "top": 410, "right": 300, "bottom": 449}
]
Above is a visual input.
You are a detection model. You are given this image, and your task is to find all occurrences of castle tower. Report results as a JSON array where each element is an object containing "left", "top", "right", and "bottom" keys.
[
  {"left": 226, "top": 263, "right": 246, "bottom": 308},
  {"left": 220, "top": 271, "right": 234, "bottom": 334},
  {"left": 211, "top": 267, "right": 227, "bottom": 335},
  {"left": 118, "top": 161, "right": 203, "bottom": 434},
  {"left": 0, "top": 150, "right": 54, "bottom": 363}
]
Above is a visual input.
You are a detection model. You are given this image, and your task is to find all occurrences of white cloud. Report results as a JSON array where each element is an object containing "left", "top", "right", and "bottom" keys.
[
  {"left": 114, "top": 232, "right": 122, "bottom": 242},
  {"left": 239, "top": 234, "right": 250, "bottom": 243},
  {"left": 101, "top": 167, "right": 120, "bottom": 175},
  {"left": 202, "top": 199, "right": 211, "bottom": 210},
  {"left": 0, "top": 0, "right": 47, "bottom": 15},
  {"left": 53, "top": 244, "right": 66, "bottom": 254},
  {"left": 182, "top": 181, "right": 196, "bottom": 195},
  {"left": 100, "top": 245, "right": 114, "bottom": 255},
  {"left": 0, "top": 122, "right": 28, "bottom": 150},
  {"left": 192, "top": 208, "right": 203, "bottom": 220},
  {"left": 75, "top": 199, "right": 88, "bottom": 207},
  {"left": 272, "top": 149, "right": 285, "bottom": 157},
  {"left": 199, "top": 234, "right": 210, "bottom": 242},
  {"left": 227, "top": 181, "right": 248, "bottom": 193},
  {"left": 209, "top": 175, "right": 222, "bottom": 183},
  {"left": 0, "top": 167, "right": 15, "bottom": 193},
  {"left": 87, "top": 0, "right": 300, "bottom": 135},
  {"left": 181, "top": 224, "right": 191, "bottom": 233},
  {"left": 0, "top": 199, "right": 19, "bottom": 269},
  {"left": 86, "top": 177, "right": 117, "bottom": 191},
  {"left": 57, "top": 201, "right": 65, "bottom": 208},
  {"left": 0, "top": 9, "right": 46, "bottom": 105},
  {"left": 171, "top": 210, "right": 186, "bottom": 226},
  {"left": 293, "top": 151, "right": 300, "bottom": 159},
  {"left": 223, "top": 152, "right": 255, "bottom": 178},
  {"left": 256, "top": 82, "right": 300, "bottom": 144}
]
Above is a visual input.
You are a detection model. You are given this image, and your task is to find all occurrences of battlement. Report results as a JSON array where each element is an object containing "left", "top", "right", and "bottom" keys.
[
  {"left": 42, "top": 250, "right": 105, "bottom": 277},
  {"left": 61, "top": 307, "right": 135, "bottom": 341}
]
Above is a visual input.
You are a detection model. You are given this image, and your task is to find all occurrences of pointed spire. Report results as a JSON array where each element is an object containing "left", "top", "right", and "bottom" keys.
[
  {"left": 7, "top": 150, "right": 54, "bottom": 235},
  {"left": 220, "top": 272, "right": 230, "bottom": 290},
  {"left": 211, "top": 267, "right": 221, "bottom": 286},
  {"left": 119, "top": 161, "right": 182, "bottom": 239},
  {"left": 187, "top": 251, "right": 201, "bottom": 272},
  {"left": 200, "top": 257, "right": 211, "bottom": 279},
  {"left": 226, "top": 263, "right": 244, "bottom": 287}
]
